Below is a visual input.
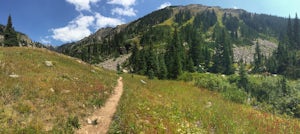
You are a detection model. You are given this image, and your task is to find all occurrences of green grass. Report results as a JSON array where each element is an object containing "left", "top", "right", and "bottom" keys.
[
  {"left": 0, "top": 47, "right": 118, "bottom": 133},
  {"left": 109, "top": 74, "right": 300, "bottom": 133}
]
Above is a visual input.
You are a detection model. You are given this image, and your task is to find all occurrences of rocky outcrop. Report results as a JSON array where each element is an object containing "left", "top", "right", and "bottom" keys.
[{"left": 233, "top": 39, "right": 277, "bottom": 63}]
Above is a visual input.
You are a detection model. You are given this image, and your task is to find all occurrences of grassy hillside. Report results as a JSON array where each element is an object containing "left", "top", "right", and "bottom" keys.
[
  {"left": 0, "top": 47, "right": 118, "bottom": 133},
  {"left": 109, "top": 74, "right": 300, "bottom": 133}
]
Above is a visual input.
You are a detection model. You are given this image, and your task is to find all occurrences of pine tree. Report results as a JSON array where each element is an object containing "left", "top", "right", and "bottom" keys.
[
  {"left": 138, "top": 49, "right": 147, "bottom": 75},
  {"left": 276, "top": 42, "right": 289, "bottom": 74},
  {"left": 165, "top": 28, "right": 183, "bottom": 79},
  {"left": 189, "top": 28, "right": 204, "bottom": 67},
  {"left": 4, "top": 15, "right": 18, "bottom": 47},
  {"left": 294, "top": 14, "right": 300, "bottom": 49},
  {"left": 211, "top": 26, "right": 224, "bottom": 73},
  {"left": 253, "top": 41, "right": 264, "bottom": 73},
  {"left": 146, "top": 43, "right": 159, "bottom": 78},
  {"left": 158, "top": 54, "right": 168, "bottom": 79},
  {"left": 129, "top": 44, "right": 140, "bottom": 73},
  {"left": 223, "top": 29, "right": 234, "bottom": 75},
  {"left": 211, "top": 28, "right": 234, "bottom": 74},
  {"left": 186, "top": 55, "right": 195, "bottom": 72},
  {"left": 203, "top": 45, "right": 211, "bottom": 68},
  {"left": 238, "top": 59, "right": 248, "bottom": 92},
  {"left": 287, "top": 15, "right": 293, "bottom": 48},
  {"left": 266, "top": 55, "right": 278, "bottom": 74}
]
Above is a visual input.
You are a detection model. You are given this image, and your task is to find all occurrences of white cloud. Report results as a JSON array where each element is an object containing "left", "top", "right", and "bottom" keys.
[
  {"left": 66, "top": 0, "right": 100, "bottom": 11},
  {"left": 158, "top": 2, "right": 171, "bottom": 9},
  {"left": 95, "top": 13, "right": 124, "bottom": 29},
  {"left": 112, "top": 7, "right": 137, "bottom": 17},
  {"left": 107, "top": 0, "right": 136, "bottom": 7},
  {"left": 40, "top": 37, "right": 51, "bottom": 44},
  {"left": 51, "top": 13, "right": 124, "bottom": 43},
  {"left": 51, "top": 15, "right": 95, "bottom": 42},
  {"left": 233, "top": 6, "right": 238, "bottom": 9}
]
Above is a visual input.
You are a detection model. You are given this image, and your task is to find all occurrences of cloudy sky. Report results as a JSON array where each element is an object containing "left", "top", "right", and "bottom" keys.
[{"left": 0, "top": 0, "right": 300, "bottom": 46}]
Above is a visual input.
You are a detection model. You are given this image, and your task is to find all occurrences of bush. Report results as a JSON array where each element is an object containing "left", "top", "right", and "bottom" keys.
[
  {"left": 194, "top": 74, "right": 228, "bottom": 92},
  {"left": 178, "top": 72, "right": 194, "bottom": 82},
  {"left": 222, "top": 86, "right": 247, "bottom": 104}
]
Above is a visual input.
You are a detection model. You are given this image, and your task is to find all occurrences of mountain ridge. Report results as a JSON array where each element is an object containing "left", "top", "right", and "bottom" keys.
[{"left": 57, "top": 4, "right": 286, "bottom": 64}]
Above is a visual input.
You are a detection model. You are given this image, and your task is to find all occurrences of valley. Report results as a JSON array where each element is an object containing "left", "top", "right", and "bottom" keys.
[{"left": 1, "top": 2, "right": 300, "bottom": 134}]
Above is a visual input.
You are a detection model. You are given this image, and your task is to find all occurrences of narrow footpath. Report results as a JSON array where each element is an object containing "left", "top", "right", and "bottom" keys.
[{"left": 76, "top": 77, "right": 123, "bottom": 134}]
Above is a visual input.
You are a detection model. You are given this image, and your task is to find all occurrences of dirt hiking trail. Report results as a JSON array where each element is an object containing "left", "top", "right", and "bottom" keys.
[{"left": 76, "top": 77, "right": 123, "bottom": 134}]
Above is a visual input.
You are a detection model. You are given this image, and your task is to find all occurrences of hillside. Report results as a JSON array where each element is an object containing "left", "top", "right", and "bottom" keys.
[
  {"left": 0, "top": 19, "right": 47, "bottom": 48},
  {"left": 57, "top": 4, "right": 284, "bottom": 64},
  {"left": 0, "top": 47, "right": 118, "bottom": 133},
  {"left": 109, "top": 73, "right": 300, "bottom": 133}
]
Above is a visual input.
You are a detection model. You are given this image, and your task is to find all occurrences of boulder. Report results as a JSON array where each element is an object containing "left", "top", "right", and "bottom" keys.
[
  {"left": 9, "top": 73, "right": 19, "bottom": 78},
  {"left": 45, "top": 61, "right": 53, "bottom": 67}
]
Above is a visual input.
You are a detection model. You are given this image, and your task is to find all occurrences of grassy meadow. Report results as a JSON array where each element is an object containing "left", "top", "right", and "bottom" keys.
[
  {"left": 0, "top": 47, "right": 118, "bottom": 133},
  {"left": 109, "top": 74, "right": 300, "bottom": 133}
]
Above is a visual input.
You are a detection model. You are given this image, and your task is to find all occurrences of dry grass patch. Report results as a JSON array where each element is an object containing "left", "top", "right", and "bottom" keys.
[{"left": 0, "top": 47, "right": 118, "bottom": 133}]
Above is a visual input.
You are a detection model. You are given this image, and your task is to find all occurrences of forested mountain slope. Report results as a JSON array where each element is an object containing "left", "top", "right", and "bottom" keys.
[{"left": 57, "top": 4, "right": 286, "bottom": 64}]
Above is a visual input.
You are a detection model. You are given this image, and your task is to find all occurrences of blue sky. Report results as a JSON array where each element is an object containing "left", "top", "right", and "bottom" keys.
[{"left": 0, "top": 0, "right": 300, "bottom": 46}]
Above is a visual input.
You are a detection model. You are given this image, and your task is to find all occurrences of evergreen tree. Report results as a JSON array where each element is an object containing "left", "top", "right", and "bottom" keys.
[
  {"left": 189, "top": 28, "right": 204, "bottom": 67},
  {"left": 4, "top": 15, "right": 18, "bottom": 47},
  {"left": 129, "top": 44, "right": 140, "bottom": 73},
  {"left": 165, "top": 28, "right": 183, "bottom": 79},
  {"left": 211, "top": 26, "right": 225, "bottom": 73},
  {"left": 294, "top": 14, "right": 300, "bottom": 49},
  {"left": 238, "top": 59, "right": 248, "bottom": 92},
  {"left": 211, "top": 28, "right": 234, "bottom": 74},
  {"left": 158, "top": 54, "right": 168, "bottom": 79},
  {"left": 146, "top": 43, "right": 159, "bottom": 78},
  {"left": 287, "top": 15, "right": 293, "bottom": 48},
  {"left": 148, "top": 69, "right": 155, "bottom": 79},
  {"left": 253, "top": 41, "right": 264, "bottom": 73},
  {"left": 266, "top": 55, "right": 278, "bottom": 73},
  {"left": 223, "top": 29, "right": 234, "bottom": 75},
  {"left": 138, "top": 49, "right": 147, "bottom": 75},
  {"left": 276, "top": 42, "right": 289, "bottom": 74},
  {"left": 186, "top": 55, "right": 195, "bottom": 72},
  {"left": 203, "top": 45, "right": 211, "bottom": 68}
]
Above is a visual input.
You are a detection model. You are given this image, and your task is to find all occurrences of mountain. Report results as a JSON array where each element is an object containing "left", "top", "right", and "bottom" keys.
[
  {"left": 0, "top": 47, "right": 117, "bottom": 133},
  {"left": 57, "top": 4, "right": 285, "bottom": 64}
]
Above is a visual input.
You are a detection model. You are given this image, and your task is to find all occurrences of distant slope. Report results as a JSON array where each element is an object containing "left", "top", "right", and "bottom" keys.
[
  {"left": 0, "top": 47, "right": 118, "bottom": 133},
  {"left": 57, "top": 4, "right": 285, "bottom": 64},
  {"left": 0, "top": 24, "right": 48, "bottom": 48}
]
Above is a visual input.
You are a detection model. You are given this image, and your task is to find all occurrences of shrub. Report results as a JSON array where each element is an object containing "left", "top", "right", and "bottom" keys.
[
  {"left": 67, "top": 116, "right": 80, "bottom": 129},
  {"left": 194, "top": 74, "right": 227, "bottom": 92},
  {"left": 222, "top": 86, "right": 247, "bottom": 104},
  {"left": 178, "top": 72, "right": 194, "bottom": 82}
]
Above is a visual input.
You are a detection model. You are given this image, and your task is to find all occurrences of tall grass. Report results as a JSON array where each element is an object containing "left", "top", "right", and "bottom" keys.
[{"left": 109, "top": 74, "right": 300, "bottom": 133}]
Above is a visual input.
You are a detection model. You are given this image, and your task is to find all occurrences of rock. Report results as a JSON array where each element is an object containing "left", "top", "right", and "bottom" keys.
[
  {"left": 50, "top": 88, "right": 55, "bottom": 92},
  {"left": 45, "top": 61, "right": 53, "bottom": 67},
  {"left": 206, "top": 101, "right": 212, "bottom": 108},
  {"left": 87, "top": 118, "right": 92, "bottom": 124},
  {"left": 62, "top": 90, "right": 70, "bottom": 93},
  {"left": 140, "top": 80, "right": 147, "bottom": 84},
  {"left": 9, "top": 73, "right": 19, "bottom": 78}
]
